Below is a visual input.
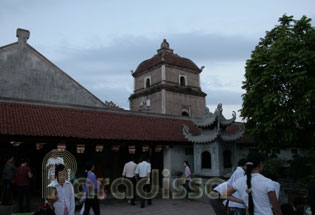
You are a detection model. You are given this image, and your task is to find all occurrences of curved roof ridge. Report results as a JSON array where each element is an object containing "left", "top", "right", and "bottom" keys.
[{"left": 183, "top": 124, "right": 219, "bottom": 144}]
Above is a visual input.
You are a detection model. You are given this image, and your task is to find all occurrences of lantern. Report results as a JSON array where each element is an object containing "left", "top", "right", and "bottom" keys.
[
  {"left": 96, "top": 145, "right": 104, "bottom": 152},
  {"left": 76, "top": 144, "right": 85, "bottom": 154},
  {"left": 128, "top": 146, "right": 136, "bottom": 154},
  {"left": 155, "top": 145, "right": 163, "bottom": 152},
  {"left": 57, "top": 144, "right": 66, "bottom": 152}
]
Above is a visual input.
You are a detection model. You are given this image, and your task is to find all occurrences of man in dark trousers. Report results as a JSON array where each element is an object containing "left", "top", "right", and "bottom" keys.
[
  {"left": 135, "top": 155, "right": 152, "bottom": 208},
  {"left": 122, "top": 156, "right": 137, "bottom": 205},
  {"left": 1, "top": 155, "right": 16, "bottom": 205}
]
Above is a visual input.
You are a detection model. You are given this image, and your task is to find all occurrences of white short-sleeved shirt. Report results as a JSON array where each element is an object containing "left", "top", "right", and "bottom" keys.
[
  {"left": 135, "top": 161, "right": 151, "bottom": 178},
  {"left": 122, "top": 161, "right": 137, "bottom": 178},
  {"left": 226, "top": 167, "right": 245, "bottom": 208},
  {"left": 273, "top": 181, "right": 280, "bottom": 200},
  {"left": 232, "top": 173, "right": 276, "bottom": 215},
  {"left": 48, "top": 179, "right": 75, "bottom": 215}
]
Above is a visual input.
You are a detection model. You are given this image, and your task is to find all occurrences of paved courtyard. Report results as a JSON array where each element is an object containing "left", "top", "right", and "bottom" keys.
[
  {"left": 92, "top": 199, "right": 216, "bottom": 215},
  {"left": 0, "top": 198, "right": 216, "bottom": 215}
]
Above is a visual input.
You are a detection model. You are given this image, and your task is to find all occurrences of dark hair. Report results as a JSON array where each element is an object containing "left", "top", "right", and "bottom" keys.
[
  {"left": 84, "top": 161, "right": 94, "bottom": 177},
  {"left": 184, "top": 161, "right": 190, "bottom": 168},
  {"left": 237, "top": 158, "right": 247, "bottom": 167},
  {"left": 141, "top": 154, "right": 148, "bottom": 162},
  {"left": 19, "top": 158, "right": 29, "bottom": 166},
  {"left": 55, "top": 164, "right": 65, "bottom": 181},
  {"left": 8, "top": 155, "right": 15, "bottom": 161},
  {"left": 246, "top": 152, "right": 264, "bottom": 215},
  {"left": 129, "top": 156, "right": 135, "bottom": 162}
]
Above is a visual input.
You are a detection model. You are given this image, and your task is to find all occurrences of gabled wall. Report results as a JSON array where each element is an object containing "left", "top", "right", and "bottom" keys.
[{"left": 0, "top": 29, "right": 105, "bottom": 107}]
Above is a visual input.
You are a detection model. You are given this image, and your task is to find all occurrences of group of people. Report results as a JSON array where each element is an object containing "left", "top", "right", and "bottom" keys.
[
  {"left": 213, "top": 151, "right": 314, "bottom": 215},
  {"left": 122, "top": 155, "right": 152, "bottom": 208},
  {"left": 35, "top": 161, "right": 100, "bottom": 215},
  {"left": 1, "top": 156, "right": 32, "bottom": 213},
  {"left": 3, "top": 151, "right": 314, "bottom": 215}
]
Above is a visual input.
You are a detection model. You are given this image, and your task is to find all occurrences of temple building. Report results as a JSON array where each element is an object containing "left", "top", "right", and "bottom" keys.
[
  {"left": 129, "top": 39, "right": 206, "bottom": 118},
  {"left": 0, "top": 28, "right": 306, "bottom": 199},
  {"left": 0, "top": 29, "right": 201, "bottom": 187},
  {"left": 183, "top": 104, "right": 245, "bottom": 176}
]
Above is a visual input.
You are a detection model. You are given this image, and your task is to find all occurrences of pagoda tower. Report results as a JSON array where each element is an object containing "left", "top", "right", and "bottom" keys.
[{"left": 129, "top": 39, "right": 206, "bottom": 118}]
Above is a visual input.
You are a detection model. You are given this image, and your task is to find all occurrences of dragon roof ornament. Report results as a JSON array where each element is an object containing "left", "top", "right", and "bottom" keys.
[{"left": 183, "top": 104, "right": 244, "bottom": 144}]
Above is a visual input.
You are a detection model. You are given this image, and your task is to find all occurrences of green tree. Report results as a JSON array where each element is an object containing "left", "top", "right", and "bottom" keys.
[{"left": 241, "top": 15, "right": 315, "bottom": 150}]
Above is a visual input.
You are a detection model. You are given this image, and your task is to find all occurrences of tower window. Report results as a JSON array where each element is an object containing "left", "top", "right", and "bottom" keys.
[
  {"left": 201, "top": 151, "right": 211, "bottom": 169},
  {"left": 179, "top": 75, "right": 186, "bottom": 86},
  {"left": 144, "top": 76, "right": 151, "bottom": 88},
  {"left": 182, "top": 107, "right": 190, "bottom": 117},
  {"left": 182, "top": 111, "right": 189, "bottom": 117}
]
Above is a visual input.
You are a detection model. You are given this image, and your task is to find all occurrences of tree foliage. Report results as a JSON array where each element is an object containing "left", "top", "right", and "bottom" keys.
[{"left": 241, "top": 15, "right": 315, "bottom": 149}]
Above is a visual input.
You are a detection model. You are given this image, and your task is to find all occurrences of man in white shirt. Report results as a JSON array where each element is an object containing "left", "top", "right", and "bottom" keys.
[
  {"left": 135, "top": 155, "right": 151, "bottom": 208},
  {"left": 122, "top": 157, "right": 137, "bottom": 205},
  {"left": 226, "top": 159, "right": 247, "bottom": 215}
]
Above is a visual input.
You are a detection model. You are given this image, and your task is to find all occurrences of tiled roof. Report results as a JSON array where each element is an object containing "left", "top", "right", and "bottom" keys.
[
  {"left": 0, "top": 102, "right": 200, "bottom": 142},
  {"left": 134, "top": 53, "right": 201, "bottom": 76}
]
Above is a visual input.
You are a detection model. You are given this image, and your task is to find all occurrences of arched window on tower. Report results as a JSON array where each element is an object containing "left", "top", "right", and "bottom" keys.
[
  {"left": 182, "top": 111, "right": 189, "bottom": 117},
  {"left": 180, "top": 76, "right": 186, "bottom": 86},
  {"left": 146, "top": 78, "right": 151, "bottom": 88},
  {"left": 201, "top": 151, "right": 211, "bottom": 169},
  {"left": 223, "top": 150, "right": 232, "bottom": 168},
  {"left": 181, "top": 107, "right": 190, "bottom": 117}
]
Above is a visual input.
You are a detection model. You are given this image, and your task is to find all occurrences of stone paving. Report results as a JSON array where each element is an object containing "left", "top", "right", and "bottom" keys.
[
  {"left": 94, "top": 199, "right": 216, "bottom": 215},
  {"left": 0, "top": 198, "right": 216, "bottom": 215}
]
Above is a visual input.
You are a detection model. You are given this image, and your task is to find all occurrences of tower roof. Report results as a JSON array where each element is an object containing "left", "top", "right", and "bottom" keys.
[{"left": 133, "top": 39, "right": 201, "bottom": 77}]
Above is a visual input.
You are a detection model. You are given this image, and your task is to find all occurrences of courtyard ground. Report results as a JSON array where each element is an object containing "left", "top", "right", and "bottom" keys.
[{"left": 0, "top": 197, "right": 217, "bottom": 215}]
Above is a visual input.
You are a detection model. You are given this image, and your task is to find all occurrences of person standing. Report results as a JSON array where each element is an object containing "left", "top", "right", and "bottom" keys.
[
  {"left": 226, "top": 159, "right": 247, "bottom": 215},
  {"left": 135, "top": 155, "right": 151, "bottom": 208},
  {"left": 46, "top": 152, "right": 64, "bottom": 183},
  {"left": 16, "top": 159, "right": 32, "bottom": 212},
  {"left": 122, "top": 156, "right": 137, "bottom": 205},
  {"left": 49, "top": 164, "right": 75, "bottom": 215},
  {"left": 1, "top": 155, "right": 16, "bottom": 205},
  {"left": 183, "top": 161, "right": 191, "bottom": 200},
  {"left": 227, "top": 152, "right": 282, "bottom": 215},
  {"left": 83, "top": 161, "right": 100, "bottom": 215}
]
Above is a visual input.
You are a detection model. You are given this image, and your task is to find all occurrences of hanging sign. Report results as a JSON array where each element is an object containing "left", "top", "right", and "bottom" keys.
[
  {"left": 57, "top": 144, "right": 66, "bottom": 152},
  {"left": 10, "top": 141, "right": 22, "bottom": 147},
  {"left": 96, "top": 145, "right": 103, "bottom": 152},
  {"left": 112, "top": 145, "right": 120, "bottom": 152},
  {"left": 155, "top": 145, "right": 163, "bottom": 152},
  {"left": 142, "top": 145, "right": 149, "bottom": 152},
  {"left": 76, "top": 144, "right": 85, "bottom": 154},
  {"left": 128, "top": 145, "right": 136, "bottom": 154},
  {"left": 36, "top": 143, "right": 46, "bottom": 150}
]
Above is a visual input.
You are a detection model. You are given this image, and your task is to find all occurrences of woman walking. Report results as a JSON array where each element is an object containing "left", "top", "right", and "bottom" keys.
[
  {"left": 227, "top": 152, "right": 282, "bottom": 215},
  {"left": 83, "top": 161, "right": 100, "bottom": 215},
  {"left": 183, "top": 161, "right": 191, "bottom": 200}
]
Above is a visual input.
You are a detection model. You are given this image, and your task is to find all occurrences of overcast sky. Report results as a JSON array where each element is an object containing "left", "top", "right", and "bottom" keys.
[{"left": 1, "top": 0, "right": 314, "bottom": 120}]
